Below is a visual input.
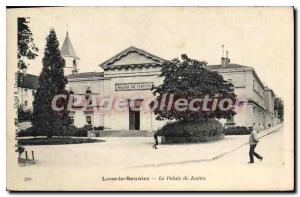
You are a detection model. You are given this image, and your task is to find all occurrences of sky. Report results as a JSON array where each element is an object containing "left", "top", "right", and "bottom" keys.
[{"left": 8, "top": 7, "right": 293, "bottom": 98}]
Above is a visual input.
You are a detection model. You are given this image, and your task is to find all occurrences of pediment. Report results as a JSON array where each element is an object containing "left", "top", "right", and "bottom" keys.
[
  {"left": 111, "top": 51, "right": 157, "bottom": 65},
  {"left": 99, "top": 46, "right": 166, "bottom": 69}
]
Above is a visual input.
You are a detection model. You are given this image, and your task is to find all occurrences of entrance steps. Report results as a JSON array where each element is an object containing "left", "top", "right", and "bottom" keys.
[{"left": 97, "top": 130, "right": 153, "bottom": 137}]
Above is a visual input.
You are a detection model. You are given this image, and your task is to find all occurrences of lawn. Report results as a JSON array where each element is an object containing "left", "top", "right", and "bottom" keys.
[{"left": 18, "top": 137, "right": 105, "bottom": 146}]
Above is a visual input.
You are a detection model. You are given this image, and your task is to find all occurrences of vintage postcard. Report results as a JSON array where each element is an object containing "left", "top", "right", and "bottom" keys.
[{"left": 6, "top": 7, "right": 294, "bottom": 191}]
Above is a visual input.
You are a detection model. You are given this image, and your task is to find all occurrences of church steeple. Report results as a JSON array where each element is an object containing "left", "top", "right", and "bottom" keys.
[
  {"left": 61, "top": 31, "right": 80, "bottom": 75},
  {"left": 61, "top": 31, "right": 79, "bottom": 60}
]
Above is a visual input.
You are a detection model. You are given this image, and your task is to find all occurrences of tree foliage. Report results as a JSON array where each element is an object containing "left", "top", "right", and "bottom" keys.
[
  {"left": 18, "top": 17, "right": 39, "bottom": 70},
  {"left": 151, "top": 54, "right": 236, "bottom": 121},
  {"left": 274, "top": 97, "right": 284, "bottom": 121},
  {"left": 18, "top": 105, "right": 32, "bottom": 122},
  {"left": 32, "top": 29, "right": 69, "bottom": 138}
]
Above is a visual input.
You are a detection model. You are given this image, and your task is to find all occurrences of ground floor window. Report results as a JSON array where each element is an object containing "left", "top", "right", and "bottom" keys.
[
  {"left": 86, "top": 115, "right": 92, "bottom": 125},
  {"left": 70, "top": 116, "right": 74, "bottom": 125}
]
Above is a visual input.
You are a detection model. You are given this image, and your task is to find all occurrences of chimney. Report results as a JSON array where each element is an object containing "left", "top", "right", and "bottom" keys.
[
  {"left": 225, "top": 50, "right": 230, "bottom": 66},
  {"left": 221, "top": 44, "right": 226, "bottom": 67},
  {"left": 221, "top": 57, "right": 226, "bottom": 67}
]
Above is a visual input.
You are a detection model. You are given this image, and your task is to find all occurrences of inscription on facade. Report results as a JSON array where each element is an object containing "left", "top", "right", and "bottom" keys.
[{"left": 115, "top": 82, "right": 153, "bottom": 91}]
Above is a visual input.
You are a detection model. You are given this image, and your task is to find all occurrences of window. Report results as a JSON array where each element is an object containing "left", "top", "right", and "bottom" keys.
[
  {"left": 85, "top": 89, "right": 93, "bottom": 106},
  {"left": 32, "top": 90, "right": 35, "bottom": 96},
  {"left": 70, "top": 116, "right": 74, "bottom": 125},
  {"left": 24, "top": 100, "right": 28, "bottom": 107},
  {"left": 86, "top": 116, "right": 92, "bottom": 125},
  {"left": 226, "top": 115, "right": 234, "bottom": 123},
  {"left": 24, "top": 88, "right": 27, "bottom": 96}
]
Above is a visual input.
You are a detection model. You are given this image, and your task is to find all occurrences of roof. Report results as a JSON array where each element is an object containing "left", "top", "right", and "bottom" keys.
[
  {"left": 67, "top": 72, "right": 104, "bottom": 79},
  {"left": 18, "top": 73, "right": 39, "bottom": 89},
  {"left": 207, "top": 63, "right": 252, "bottom": 70},
  {"left": 208, "top": 63, "right": 266, "bottom": 89},
  {"left": 99, "top": 46, "right": 167, "bottom": 70},
  {"left": 264, "top": 87, "right": 275, "bottom": 96},
  {"left": 61, "top": 33, "right": 80, "bottom": 60}
]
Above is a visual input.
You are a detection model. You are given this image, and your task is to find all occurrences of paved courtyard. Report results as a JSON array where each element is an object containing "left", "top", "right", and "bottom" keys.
[
  {"left": 15, "top": 124, "right": 293, "bottom": 191},
  {"left": 22, "top": 125, "right": 282, "bottom": 169}
]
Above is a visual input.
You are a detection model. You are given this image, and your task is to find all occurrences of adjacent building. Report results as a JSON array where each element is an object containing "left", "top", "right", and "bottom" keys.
[
  {"left": 207, "top": 53, "right": 279, "bottom": 129},
  {"left": 17, "top": 72, "right": 39, "bottom": 111}
]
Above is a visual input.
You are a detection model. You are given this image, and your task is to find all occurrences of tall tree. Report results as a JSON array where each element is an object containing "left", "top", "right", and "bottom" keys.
[
  {"left": 18, "top": 17, "right": 39, "bottom": 70},
  {"left": 151, "top": 54, "right": 236, "bottom": 121},
  {"left": 274, "top": 97, "right": 284, "bottom": 121},
  {"left": 32, "top": 29, "right": 69, "bottom": 138}
]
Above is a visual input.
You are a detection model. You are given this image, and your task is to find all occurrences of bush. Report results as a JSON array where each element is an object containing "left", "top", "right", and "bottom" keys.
[
  {"left": 17, "top": 127, "right": 36, "bottom": 137},
  {"left": 224, "top": 126, "right": 251, "bottom": 135},
  {"left": 157, "top": 119, "right": 224, "bottom": 143},
  {"left": 16, "top": 145, "right": 25, "bottom": 158},
  {"left": 63, "top": 126, "right": 88, "bottom": 137},
  {"left": 18, "top": 137, "right": 104, "bottom": 146},
  {"left": 18, "top": 106, "right": 32, "bottom": 122},
  {"left": 93, "top": 125, "right": 104, "bottom": 130}
]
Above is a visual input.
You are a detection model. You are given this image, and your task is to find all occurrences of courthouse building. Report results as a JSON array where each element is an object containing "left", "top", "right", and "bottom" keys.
[
  {"left": 18, "top": 33, "right": 280, "bottom": 132},
  {"left": 61, "top": 33, "right": 280, "bottom": 131}
]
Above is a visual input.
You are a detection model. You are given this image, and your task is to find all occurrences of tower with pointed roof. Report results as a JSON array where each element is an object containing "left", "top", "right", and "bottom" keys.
[{"left": 61, "top": 31, "right": 80, "bottom": 75}]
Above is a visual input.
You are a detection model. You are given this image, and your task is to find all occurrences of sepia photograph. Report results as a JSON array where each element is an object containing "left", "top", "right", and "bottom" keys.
[{"left": 6, "top": 6, "right": 294, "bottom": 191}]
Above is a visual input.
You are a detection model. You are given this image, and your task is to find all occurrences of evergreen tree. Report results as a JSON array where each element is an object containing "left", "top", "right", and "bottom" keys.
[
  {"left": 32, "top": 29, "right": 69, "bottom": 138},
  {"left": 18, "top": 17, "right": 39, "bottom": 70}
]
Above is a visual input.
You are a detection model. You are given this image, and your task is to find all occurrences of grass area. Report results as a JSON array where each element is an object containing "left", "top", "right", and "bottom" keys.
[{"left": 18, "top": 137, "right": 105, "bottom": 146}]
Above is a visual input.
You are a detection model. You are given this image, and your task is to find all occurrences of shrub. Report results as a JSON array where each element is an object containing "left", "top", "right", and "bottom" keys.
[
  {"left": 17, "top": 145, "right": 25, "bottom": 158},
  {"left": 18, "top": 106, "right": 32, "bottom": 122},
  {"left": 17, "top": 127, "right": 38, "bottom": 137},
  {"left": 224, "top": 126, "right": 251, "bottom": 135},
  {"left": 18, "top": 137, "right": 104, "bottom": 146},
  {"left": 18, "top": 125, "right": 104, "bottom": 137},
  {"left": 93, "top": 125, "right": 104, "bottom": 130},
  {"left": 157, "top": 119, "right": 224, "bottom": 143},
  {"left": 62, "top": 125, "right": 89, "bottom": 137}
]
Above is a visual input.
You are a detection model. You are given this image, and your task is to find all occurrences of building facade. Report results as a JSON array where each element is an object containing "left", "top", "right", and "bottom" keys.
[
  {"left": 66, "top": 46, "right": 168, "bottom": 131},
  {"left": 20, "top": 33, "right": 280, "bottom": 132},
  {"left": 63, "top": 40, "right": 279, "bottom": 131},
  {"left": 17, "top": 72, "right": 38, "bottom": 111},
  {"left": 207, "top": 57, "right": 279, "bottom": 129}
]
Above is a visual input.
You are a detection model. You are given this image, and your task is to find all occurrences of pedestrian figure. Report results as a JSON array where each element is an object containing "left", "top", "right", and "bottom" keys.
[
  {"left": 152, "top": 133, "right": 158, "bottom": 149},
  {"left": 248, "top": 127, "right": 263, "bottom": 164}
]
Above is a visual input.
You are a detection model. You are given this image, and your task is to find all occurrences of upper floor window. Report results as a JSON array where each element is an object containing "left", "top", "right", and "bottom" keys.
[
  {"left": 24, "top": 88, "right": 27, "bottom": 96},
  {"left": 24, "top": 100, "right": 28, "bottom": 107},
  {"left": 85, "top": 89, "right": 92, "bottom": 106},
  {"left": 32, "top": 90, "right": 35, "bottom": 96}
]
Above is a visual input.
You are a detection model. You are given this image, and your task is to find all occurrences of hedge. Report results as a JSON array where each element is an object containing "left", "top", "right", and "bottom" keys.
[
  {"left": 17, "top": 125, "right": 104, "bottom": 137},
  {"left": 156, "top": 119, "right": 224, "bottom": 144},
  {"left": 224, "top": 126, "right": 251, "bottom": 135}
]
